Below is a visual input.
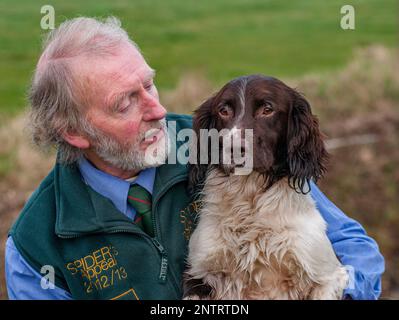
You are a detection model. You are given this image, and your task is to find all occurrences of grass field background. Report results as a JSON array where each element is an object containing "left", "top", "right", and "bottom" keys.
[
  {"left": 0, "top": 0, "right": 397, "bottom": 116},
  {"left": 0, "top": 0, "right": 398, "bottom": 299}
]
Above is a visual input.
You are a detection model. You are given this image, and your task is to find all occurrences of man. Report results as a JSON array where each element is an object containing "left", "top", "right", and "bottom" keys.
[{"left": 5, "top": 17, "right": 384, "bottom": 300}]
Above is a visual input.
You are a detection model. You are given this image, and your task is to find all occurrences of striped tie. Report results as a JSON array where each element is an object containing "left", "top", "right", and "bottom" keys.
[{"left": 127, "top": 184, "right": 154, "bottom": 237}]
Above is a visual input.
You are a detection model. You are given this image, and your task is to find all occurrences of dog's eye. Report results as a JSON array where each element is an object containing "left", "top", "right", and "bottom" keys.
[
  {"left": 257, "top": 103, "right": 274, "bottom": 117},
  {"left": 218, "top": 104, "right": 233, "bottom": 117}
]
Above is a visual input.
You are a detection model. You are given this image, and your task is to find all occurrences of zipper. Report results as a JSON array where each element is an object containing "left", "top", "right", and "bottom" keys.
[
  {"left": 151, "top": 174, "right": 187, "bottom": 293},
  {"left": 151, "top": 238, "right": 168, "bottom": 283},
  {"left": 151, "top": 174, "right": 188, "bottom": 238}
]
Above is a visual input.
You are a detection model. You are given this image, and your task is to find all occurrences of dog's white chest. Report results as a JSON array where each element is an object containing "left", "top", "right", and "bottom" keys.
[{"left": 186, "top": 171, "right": 348, "bottom": 300}]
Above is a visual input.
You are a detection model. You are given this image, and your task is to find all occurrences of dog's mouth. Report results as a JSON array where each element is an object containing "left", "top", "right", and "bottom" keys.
[
  {"left": 217, "top": 146, "right": 253, "bottom": 174},
  {"left": 216, "top": 145, "right": 280, "bottom": 176}
]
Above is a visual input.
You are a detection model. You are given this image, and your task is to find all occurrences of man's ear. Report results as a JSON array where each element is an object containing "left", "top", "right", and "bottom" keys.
[
  {"left": 188, "top": 95, "right": 216, "bottom": 197},
  {"left": 62, "top": 131, "right": 91, "bottom": 149},
  {"left": 286, "top": 91, "right": 329, "bottom": 194}
]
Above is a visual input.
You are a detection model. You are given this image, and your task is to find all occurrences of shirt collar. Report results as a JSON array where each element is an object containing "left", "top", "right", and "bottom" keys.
[{"left": 77, "top": 157, "right": 156, "bottom": 215}]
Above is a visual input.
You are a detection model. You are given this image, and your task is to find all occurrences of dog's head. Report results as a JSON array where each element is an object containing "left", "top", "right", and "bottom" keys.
[{"left": 189, "top": 75, "right": 328, "bottom": 195}]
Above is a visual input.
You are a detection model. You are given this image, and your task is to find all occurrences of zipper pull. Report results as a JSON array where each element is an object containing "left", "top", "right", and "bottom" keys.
[{"left": 152, "top": 238, "right": 168, "bottom": 283}]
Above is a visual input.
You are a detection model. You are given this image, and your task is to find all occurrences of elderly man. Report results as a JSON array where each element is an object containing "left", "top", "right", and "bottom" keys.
[{"left": 5, "top": 17, "right": 384, "bottom": 300}]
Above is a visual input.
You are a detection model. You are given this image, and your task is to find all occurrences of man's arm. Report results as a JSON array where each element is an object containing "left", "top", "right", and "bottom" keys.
[
  {"left": 5, "top": 237, "right": 73, "bottom": 300},
  {"left": 310, "top": 182, "right": 385, "bottom": 300}
]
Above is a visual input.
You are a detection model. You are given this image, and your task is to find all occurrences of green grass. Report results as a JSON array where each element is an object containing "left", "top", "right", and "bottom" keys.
[
  {"left": 0, "top": 152, "right": 14, "bottom": 177},
  {"left": 0, "top": 0, "right": 397, "bottom": 116}
]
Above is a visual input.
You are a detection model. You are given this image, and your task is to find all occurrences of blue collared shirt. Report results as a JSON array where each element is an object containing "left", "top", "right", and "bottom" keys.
[
  {"left": 77, "top": 157, "right": 156, "bottom": 221},
  {"left": 5, "top": 163, "right": 384, "bottom": 299}
]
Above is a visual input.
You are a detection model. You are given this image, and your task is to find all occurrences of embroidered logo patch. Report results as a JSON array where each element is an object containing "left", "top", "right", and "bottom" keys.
[
  {"left": 65, "top": 245, "right": 128, "bottom": 294},
  {"left": 179, "top": 200, "right": 201, "bottom": 241}
]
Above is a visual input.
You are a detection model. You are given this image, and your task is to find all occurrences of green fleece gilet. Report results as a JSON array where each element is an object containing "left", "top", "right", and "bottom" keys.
[{"left": 10, "top": 113, "right": 199, "bottom": 300}]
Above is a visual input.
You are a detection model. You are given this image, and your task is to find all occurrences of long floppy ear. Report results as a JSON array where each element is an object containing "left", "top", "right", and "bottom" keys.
[
  {"left": 188, "top": 96, "right": 216, "bottom": 198},
  {"left": 287, "top": 91, "right": 329, "bottom": 194}
]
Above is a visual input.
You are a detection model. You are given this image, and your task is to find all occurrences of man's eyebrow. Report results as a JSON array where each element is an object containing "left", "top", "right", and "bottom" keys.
[
  {"left": 108, "top": 91, "right": 132, "bottom": 111},
  {"left": 144, "top": 69, "right": 156, "bottom": 83},
  {"left": 107, "top": 69, "right": 157, "bottom": 111}
]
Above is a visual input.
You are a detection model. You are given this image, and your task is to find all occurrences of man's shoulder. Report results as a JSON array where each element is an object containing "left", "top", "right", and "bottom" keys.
[
  {"left": 8, "top": 165, "right": 71, "bottom": 291},
  {"left": 10, "top": 167, "right": 57, "bottom": 238},
  {"left": 166, "top": 113, "right": 193, "bottom": 130}
]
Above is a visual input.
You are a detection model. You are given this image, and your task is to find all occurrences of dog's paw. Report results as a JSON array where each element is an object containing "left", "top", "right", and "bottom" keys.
[
  {"left": 335, "top": 266, "right": 350, "bottom": 297},
  {"left": 311, "top": 266, "right": 349, "bottom": 300}
]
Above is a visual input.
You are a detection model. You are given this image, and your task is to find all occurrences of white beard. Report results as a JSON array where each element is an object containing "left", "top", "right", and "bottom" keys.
[{"left": 91, "top": 119, "right": 169, "bottom": 171}]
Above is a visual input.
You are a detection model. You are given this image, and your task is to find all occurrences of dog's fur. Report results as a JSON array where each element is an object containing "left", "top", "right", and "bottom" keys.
[{"left": 183, "top": 75, "right": 349, "bottom": 300}]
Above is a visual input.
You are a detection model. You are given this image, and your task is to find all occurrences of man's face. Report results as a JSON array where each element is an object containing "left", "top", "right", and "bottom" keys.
[{"left": 78, "top": 43, "right": 168, "bottom": 171}]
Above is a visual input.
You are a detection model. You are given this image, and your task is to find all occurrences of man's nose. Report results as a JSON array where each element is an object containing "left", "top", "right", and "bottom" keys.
[{"left": 142, "top": 92, "right": 167, "bottom": 121}]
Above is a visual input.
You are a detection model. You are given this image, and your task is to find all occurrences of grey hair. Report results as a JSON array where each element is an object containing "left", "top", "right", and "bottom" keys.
[{"left": 28, "top": 16, "right": 138, "bottom": 163}]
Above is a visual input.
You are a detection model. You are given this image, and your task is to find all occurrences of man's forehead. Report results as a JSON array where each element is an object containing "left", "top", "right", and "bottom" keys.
[
  {"left": 87, "top": 48, "right": 154, "bottom": 86},
  {"left": 73, "top": 45, "right": 155, "bottom": 109},
  {"left": 92, "top": 46, "right": 153, "bottom": 81}
]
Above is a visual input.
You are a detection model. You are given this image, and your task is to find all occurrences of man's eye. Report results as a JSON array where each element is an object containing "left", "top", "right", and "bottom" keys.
[
  {"left": 117, "top": 95, "right": 137, "bottom": 114},
  {"left": 218, "top": 104, "right": 233, "bottom": 117},
  {"left": 118, "top": 104, "right": 130, "bottom": 113},
  {"left": 144, "top": 83, "right": 154, "bottom": 91}
]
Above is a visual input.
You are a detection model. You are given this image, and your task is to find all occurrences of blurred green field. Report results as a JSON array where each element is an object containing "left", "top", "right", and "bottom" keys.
[
  {"left": 0, "top": 0, "right": 397, "bottom": 116},
  {"left": 0, "top": 1, "right": 399, "bottom": 300}
]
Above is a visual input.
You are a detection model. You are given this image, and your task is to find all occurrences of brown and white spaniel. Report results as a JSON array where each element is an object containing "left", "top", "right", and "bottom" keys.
[{"left": 183, "top": 75, "right": 349, "bottom": 300}]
